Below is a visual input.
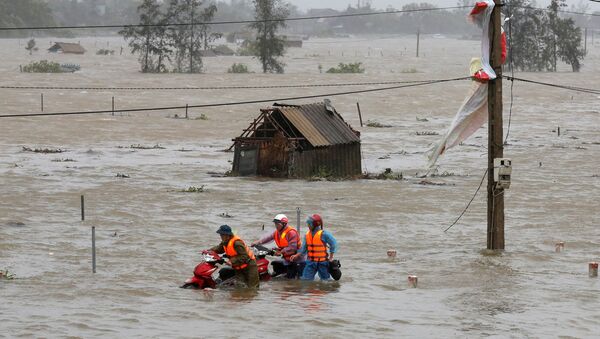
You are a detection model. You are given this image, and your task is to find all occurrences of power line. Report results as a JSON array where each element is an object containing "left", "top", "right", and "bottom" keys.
[
  {"left": 444, "top": 169, "right": 488, "bottom": 233},
  {"left": 504, "top": 76, "right": 600, "bottom": 95},
  {"left": 514, "top": 5, "right": 600, "bottom": 17},
  {"left": 0, "top": 79, "right": 459, "bottom": 91},
  {"left": 0, "top": 77, "right": 470, "bottom": 119},
  {"left": 0, "top": 6, "right": 471, "bottom": 32}
]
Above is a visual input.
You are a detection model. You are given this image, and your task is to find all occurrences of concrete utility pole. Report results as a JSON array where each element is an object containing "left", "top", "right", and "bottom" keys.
[{"left": 487, "top": 0, "right": 505, "bottom": 250}]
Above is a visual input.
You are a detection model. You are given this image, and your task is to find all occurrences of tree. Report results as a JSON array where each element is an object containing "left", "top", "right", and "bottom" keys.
[
  {"left": 250, "top": 0, "right": 289, "bottom": 73},
  {"left": 25, "top": 38, "right": 36, "bottom": 55},
  {"left": 119, "top": 0, "right": 170, "bottom": 73},
  {"left": 504, "top": 0, "right": 585, "bottom": 72},
  {"left": 167, "top": 0, "right": 217, "bottom": 73}
]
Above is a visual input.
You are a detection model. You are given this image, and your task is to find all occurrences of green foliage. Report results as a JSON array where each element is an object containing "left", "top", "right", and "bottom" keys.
[
  {"left": 326, "top": 62, "right": 365, "bottom": 74},
  {"left": 96, "top": 49, "right": 115, "bottom": 55},
  {"left": 366, "top": 168, "right": 403, "bottom": 181},
  {"left": 227, "top": 63, "right": 250, "bottom": 73},
  {"left": 0, "top": 0, "right": 55, "bottom": 37},
  {"left": 181, "top": 185, "right": 205, "bottom": 193},
  {"left": 250, "top": 0, "right": 290, "bottom": 73},
  {"left": 25, "top": 39, "right": 37, "bottom": 55},
  {"left": 0, "top": 269, "right": 16, "bottom": 280},
  {"left": 22, "top": 61, "right": 62, "bottom": 73},
  {"left": 505, "top": 0, "right": 585, "bottom": 72}
]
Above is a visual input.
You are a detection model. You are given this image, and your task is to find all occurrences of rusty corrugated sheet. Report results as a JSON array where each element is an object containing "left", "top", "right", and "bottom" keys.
[
  {"left": 277, "top": 102, "right": 360, "bottom": 147},
  {"left": 48, "top": 42, "right": 86, "bottom": 54}
]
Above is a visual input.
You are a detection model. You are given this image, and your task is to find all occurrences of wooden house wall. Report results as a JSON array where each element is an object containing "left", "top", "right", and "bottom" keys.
[{"left": 288, "top": 143, "right": 361, "bottom": 178}]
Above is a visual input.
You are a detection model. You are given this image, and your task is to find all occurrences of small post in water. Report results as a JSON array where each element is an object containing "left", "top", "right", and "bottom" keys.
[
  {"left": 41, "top": 93, "right": 44, "bottom": 112},
  {"left": 112, "top": 96, "right": 115, "bottom": 116},
  {"left": 185, "top": 104, "right": 189, "bottom": 119},
  {"left": 81, "top": 195, "right": 85, "bottom": 221},
  {"left": 408, "top": 275, "right": 418, "bottom": 288},
  {"left": 92, "top": 226, "right": 96, "bottom": 273},
  {"left": 416, "top": 29, "right": 420, "bottom": 58},
  {"left": 590, "top": 262, "right": 598, "bottom": 278},
  {"left": 356, "top": 102, "right": 363, "bottom": 127},
  {"left": 296, "top": 207, "right": 301, "bottom": 234},
  {"left": 557, "top": 126, "right": 561, "bottom": 137}
]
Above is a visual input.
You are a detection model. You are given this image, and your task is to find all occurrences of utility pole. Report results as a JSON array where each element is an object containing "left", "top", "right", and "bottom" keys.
[
  {"left": 416, "top": 29, "right": 420, "bottom": 58},
  {"left": 487, "top": 0, "right": 504, "bottom": 250}
]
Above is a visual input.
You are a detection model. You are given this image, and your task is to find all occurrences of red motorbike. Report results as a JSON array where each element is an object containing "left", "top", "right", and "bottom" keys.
[{"left": 180, "top": 245, "right": 273, "bottom": 289}]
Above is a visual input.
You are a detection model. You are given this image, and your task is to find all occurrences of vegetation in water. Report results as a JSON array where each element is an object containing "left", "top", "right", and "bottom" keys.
[
  {"left": 22, "top": 146, "right": 66, "bottom": 153},
  {"left": 326, "top": 62, "right": 365, "bottom": 74},
  {"left": 181, "top": 185, "right": 205, "bottom": 193},
  {"left": 227, "top": 63, "right": 250, "bottom": 73},
  {"left": 22, "top": 60, "right": 62, "bottom": 73}
]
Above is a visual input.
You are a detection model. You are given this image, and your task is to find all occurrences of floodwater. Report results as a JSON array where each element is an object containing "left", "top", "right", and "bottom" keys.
[{"left": 1, "top": 35, "right": 599, "bottom": 338}]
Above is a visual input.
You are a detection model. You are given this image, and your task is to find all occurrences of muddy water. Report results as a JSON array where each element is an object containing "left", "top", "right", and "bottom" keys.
[{"left": 1, "top": 36, "right": 599, "bottom": 338}]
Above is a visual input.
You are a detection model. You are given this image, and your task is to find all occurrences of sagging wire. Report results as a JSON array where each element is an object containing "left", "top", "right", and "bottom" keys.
[
  {"left": 0, "top": 79, "right": 462, "bottom": 92},
  {"left": 0, "top": 77, "right": 471, "bottom": 119},
  {"left": 444, "top": 169, "right": 488, "bottom": 233}
]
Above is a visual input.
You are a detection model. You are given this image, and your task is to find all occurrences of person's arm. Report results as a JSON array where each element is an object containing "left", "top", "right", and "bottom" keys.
[
  {"left": 229, "top": 240, "right": 251, "bottom": 267},
  {"left": 321, "top": 231, "right": 337, "bottom": 261},
  {"left": 252, "top": 232, "right": 275, "bottom": 246},
  {"left": 209, "top": 242, "right": 226, "bottom": 254},
  {"left": 291, "top": 234, "right": 308, "bottom": 260},
  {"left": 280, "top": 231, "right": 299, "bottom": 256}
]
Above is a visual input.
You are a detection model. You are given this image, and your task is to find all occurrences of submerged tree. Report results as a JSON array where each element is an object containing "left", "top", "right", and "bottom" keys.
[
  {"left": 250, "top": 0, "right": 289, "bottom": 73},
  {"left": 25, "top": 38, "right": 37, "bottom": 55},
  {"left": 167, "top": 0, "right": 218, "bottom": 73},
  {"left": 119, "top": 0, "right": 170, "bottom": 73},
  {"left": 505, "top": 0, "right": 585, "bottom": 72}
]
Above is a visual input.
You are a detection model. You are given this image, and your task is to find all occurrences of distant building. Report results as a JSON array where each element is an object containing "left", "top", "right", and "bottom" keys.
[
  {"left": 48, "top": 42, "right": 86, "bottom": 55},
  {"left": 232, "top": 101, "right": 362, "bottom": 178}
]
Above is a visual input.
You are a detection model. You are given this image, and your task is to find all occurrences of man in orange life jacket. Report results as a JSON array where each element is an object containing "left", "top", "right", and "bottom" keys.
[
  {"left": 208, "top": 225, "right": 259, "bottom": 289},
  {"left": 251, "top": 214, "right": 305, "bottom": 279},
  {"left": 290, "top": 214, "right": 338, "bottom": 281}
]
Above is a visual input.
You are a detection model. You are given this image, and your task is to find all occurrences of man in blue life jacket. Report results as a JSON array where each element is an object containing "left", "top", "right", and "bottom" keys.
[{"left": 290, "top": 214, "right": 337, "bottom": 281}]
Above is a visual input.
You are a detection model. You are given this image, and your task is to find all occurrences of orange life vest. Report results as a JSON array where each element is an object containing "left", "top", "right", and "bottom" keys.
[
  {"left": 274, "top": 226, "right": 301, "bottom": 260},
  {"left": 223, "top": 236, "right": 256, "bottom": 270},
  {"left": 306, "top": 229, "right": 327, "bottom": 262}
]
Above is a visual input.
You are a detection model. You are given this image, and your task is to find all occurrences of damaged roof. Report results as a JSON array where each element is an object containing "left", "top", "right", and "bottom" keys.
[
  {"left": 48, "top": 42, "right": 86, "bottom": 54},
  {"left": 274, "top": 102, "right": 360, "bottom": 147}
]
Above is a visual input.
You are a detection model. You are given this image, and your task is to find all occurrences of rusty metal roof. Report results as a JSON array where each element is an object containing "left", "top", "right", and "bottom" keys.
[
  {"left": 48, "top": 42, "right": 86, "bottom": 54},
  {"left": 275, "top": 102, "right": 360, "bottom": 147}
]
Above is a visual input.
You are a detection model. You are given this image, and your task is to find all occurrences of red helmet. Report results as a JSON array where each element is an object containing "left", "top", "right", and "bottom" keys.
[{"left": 311, "top": 214, "right": 323, "bottom": 227}]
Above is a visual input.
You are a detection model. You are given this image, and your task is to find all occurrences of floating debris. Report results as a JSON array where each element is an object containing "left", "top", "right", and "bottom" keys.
[
  {"left": 364, "top": 168, "right": 403, "bottom": 181},
  {"left": 378, "top": 155, "right": 391, "bottom": 160},
  {"left": 416, "top": 117, "right": 429, "bottom": 122},
  {"left": 116, "top": 173, "right": 130, "bottom": 178},
  {"left": 219, "top": 212, "right": 233, "bottom": 218},
  {"left": 177, "top": 148, "right": 194, "bottom": 152},
  {"left": 22, "top": 146, "right": 65, "bottom": 154},
  {"left": 118, "top": 144, "right": 166, "bottom": 150},
  {"left": 366, "top": 120, "right": 393, "bottom": 128},
  {"left": 416, "top": 131, "right": 440, "bottom": 136},
  {"left": 51, "top": 158, "right": 76, "bottom": 162},
  {"left": 0, "top": 269, "right": 16, "bottom": 280},
  {"left": 5, "top": 221, "right": 25, "bottom": 227},
  {"left": 417, "top": 180, "right": 454, "bottom": 186},
  {"left": 194, "top": 114, "right": 209, "bottom": 121},
  {"left": 181, "top": 186, "right": 205, "bottom": 193}
]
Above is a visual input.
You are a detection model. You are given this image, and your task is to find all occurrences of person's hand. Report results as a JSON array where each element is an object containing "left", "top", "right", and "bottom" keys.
[
  {"left": 289, "top": 254, "right": 298, "bottom": 261},
  {"left": 201, "top": 250, "right": 209, "bottom": 254},
  {"left": 328, "top": 253, "right": 334, "bottom": 262},
  {"left": 274, "top": 250, "right": 282, "bottom": 256},
  {"left": 251, "top": 241, "right": 258, "bottom": 247}
]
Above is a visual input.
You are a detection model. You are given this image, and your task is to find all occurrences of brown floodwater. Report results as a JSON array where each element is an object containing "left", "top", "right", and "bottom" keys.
[{"left": 1, "top": 35, "right": 599, "bottom": 338}]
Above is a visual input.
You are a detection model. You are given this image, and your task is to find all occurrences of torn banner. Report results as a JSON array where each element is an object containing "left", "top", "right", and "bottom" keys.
[{"left": 427, "top": 0, "right": 506, "bottom": 167}]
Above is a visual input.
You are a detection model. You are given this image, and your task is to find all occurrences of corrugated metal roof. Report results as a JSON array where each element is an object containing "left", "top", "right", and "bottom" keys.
[
  {"left": 48, "top": 42, "right": 86, "bottom": 54},
  {"left": 276, "top": 102, "right": 360, "bottom": 147}
]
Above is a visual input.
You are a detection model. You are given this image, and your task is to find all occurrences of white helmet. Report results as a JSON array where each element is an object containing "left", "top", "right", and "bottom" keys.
[{"left": 273, "top": 214, "right": 288, "bottom": 224}]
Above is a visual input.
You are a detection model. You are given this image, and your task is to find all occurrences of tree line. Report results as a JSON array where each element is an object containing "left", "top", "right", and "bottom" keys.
[{"left": 121, "top": 0, "right": 289, "bottom": 73}]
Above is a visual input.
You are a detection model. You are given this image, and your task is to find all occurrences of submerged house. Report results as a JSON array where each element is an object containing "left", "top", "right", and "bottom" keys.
[
  {"left": 48, "top": 42, "right": 86, "bottom": 55},
  {"left": 232, "top": 101, "right": 362, "bottom": 178}
]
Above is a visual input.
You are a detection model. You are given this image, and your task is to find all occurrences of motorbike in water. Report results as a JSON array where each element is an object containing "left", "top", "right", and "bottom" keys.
[{"left": 180, "top": 245, "right": 273, "bottom": 289}]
